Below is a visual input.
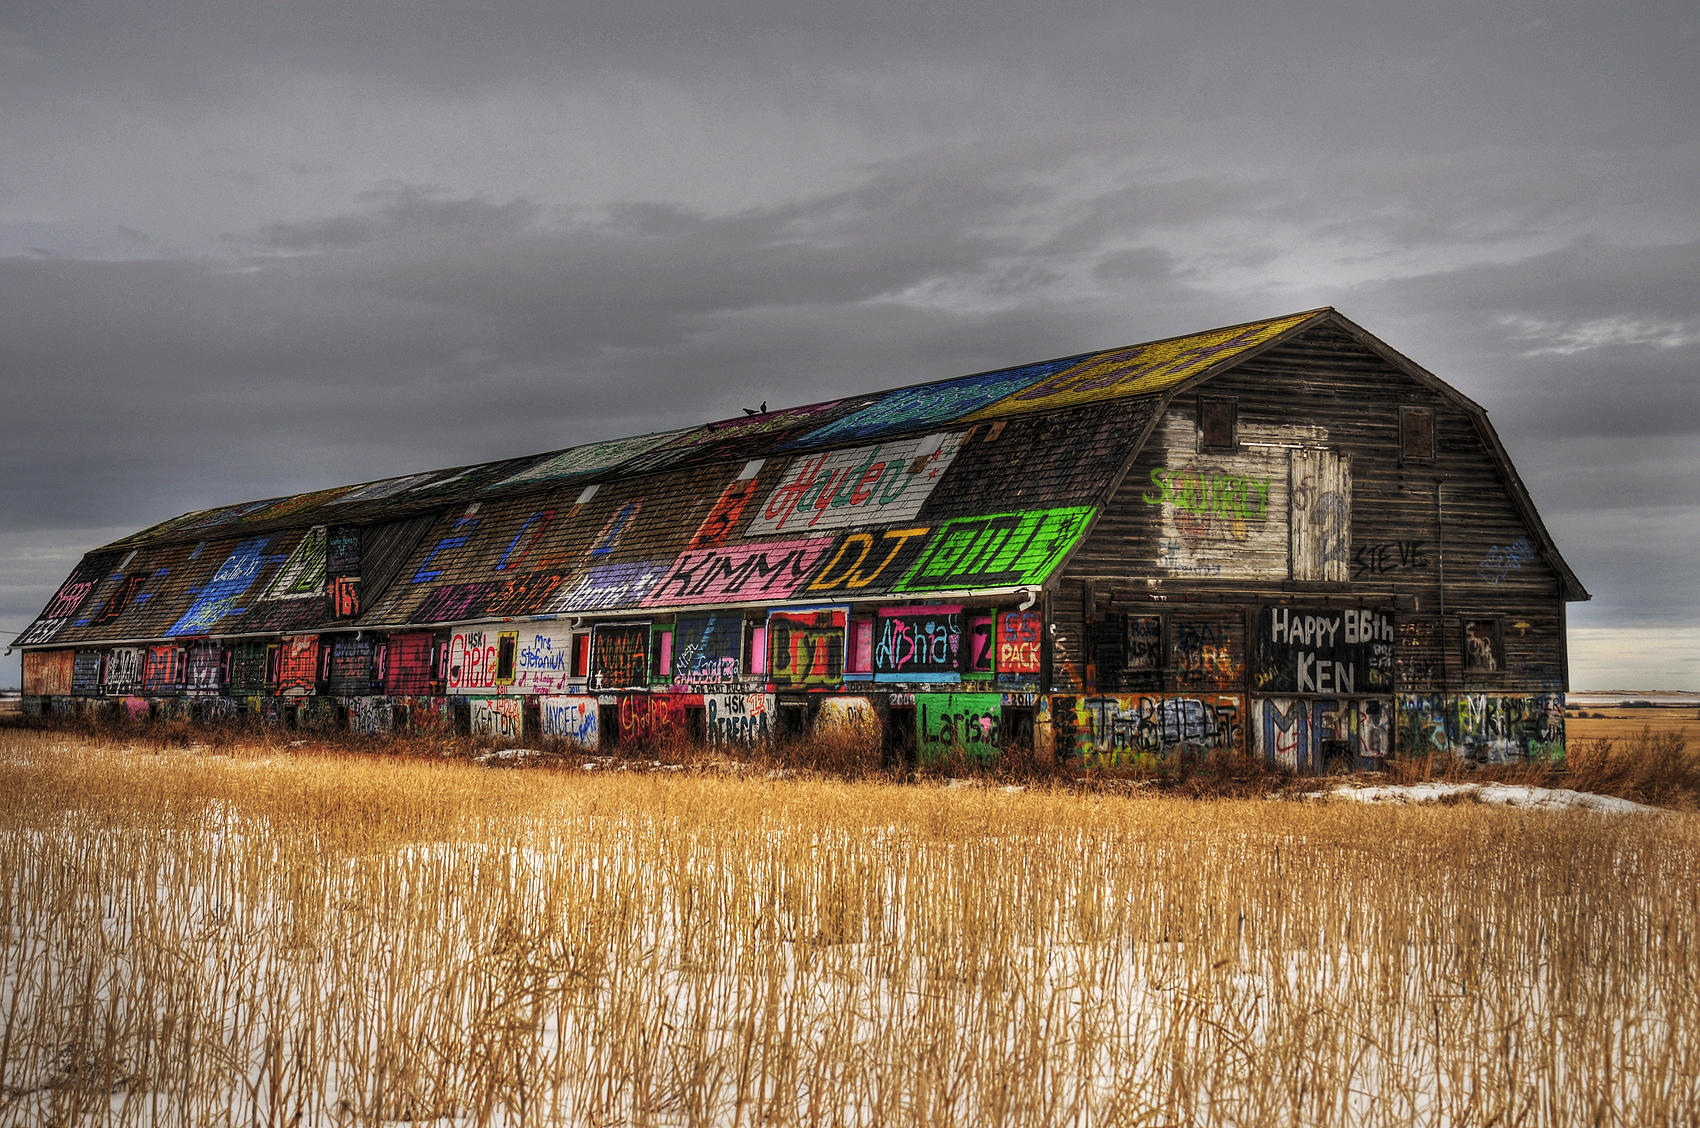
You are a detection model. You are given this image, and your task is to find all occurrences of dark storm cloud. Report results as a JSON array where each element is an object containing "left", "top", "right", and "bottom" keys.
[{"left": 0, "top": 169, "right": 1152, "bottom": 530}]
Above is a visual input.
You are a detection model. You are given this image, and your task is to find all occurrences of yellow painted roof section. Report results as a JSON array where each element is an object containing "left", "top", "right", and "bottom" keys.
[{"left": 960, "top": 308, "right": 1324, "bottom": 422}]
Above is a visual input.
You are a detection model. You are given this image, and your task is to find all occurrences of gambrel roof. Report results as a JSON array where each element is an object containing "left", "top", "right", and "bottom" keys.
[{"left": 15, "top": 307, "right": 1584, "bottom": 650}]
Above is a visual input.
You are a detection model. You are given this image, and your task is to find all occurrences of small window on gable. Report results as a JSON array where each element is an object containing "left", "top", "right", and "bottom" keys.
[
  {"left": 1199, "top": 396, "right": 1237, "bottom": 451},
  {"left": 1462, "top": 619, "right": 1504, "bottom": 674},
  {"left": 1401, "top": 408, "right": 1434, "bottom": 462}
]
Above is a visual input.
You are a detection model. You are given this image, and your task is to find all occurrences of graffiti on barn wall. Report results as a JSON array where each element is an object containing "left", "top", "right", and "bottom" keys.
[
  {"left": 349, "top": 696, "right": 394, "bottom": 735},
  {"left": 915, "top": 692, "right": 1003, "bottom": 761},
  {"left": 1252, "top": 697, "right": 1389, "bottom": 773},
  {"left": 1352, "top": 540, "right": 1428, "bottom": 581},
  {"left": 16, "top": 553, "right": 120, "bottom": 645},
  {"left": 745, "top": 433, "right": 965, "bottom": 536},
  {"left": 514, "top": 628, "right": 578, "bottom": 694},
  {"left": 767, "top": 607, "right": 846, "bottom": 688},
  {"left": 874, "top": 604, "right": 962, "bottom": 683},
  {"left": 551, "top": 561, "right": 671, "bottom": 614},
  {"left": 540, "top": 696, "right": 599, "bottom": 747},
  {"left": 471, "top": 696, "right": 525, "bottom": 739},
  {"left": 897, "top": 507, "right": 1094, "bottom": 593},
  {"left": 672, "top": 613, "right": 743, "bottom": 685},
  {"left": 168, "top": 537, "right": 276, "bottom": 636},
  {"left": 103, "top": 648, "right": 143, "bottom": 694},
  {"left": 649, "top": 537, "right": 837, "bottom": 607},
  {"left": 1477, "top": 537, "right": 1538, "bottom": 585},
  {"left": 703, "top": 693, "right": 774, "bottom": 744},
  {"left": 1396, "top": 694, "right": 1564, "bottom": 762},
  {"left": 1073, "top": 694, "right": 1244, "bottom": 769},
  {"left": 1251, "top": 606, "right": 1395, "bottom": 695},
  {"left": 385, "top": 632, "right": 436, "bottom": 696},
  {"left": 187, "top": 645, "right": 226, "bottom": 696},
  {"left": 965, "top": 614, "right": 995, "bottom": 678},
  {"left": 1170, "top": 617, "right": 1244, "bottom": 688},
  {"left": 1142, "top": 418, "right": 1287, "bottom": 578},
  {"left": 590, "top": 623, "right": 650, "bottom": 690},
  {"left": 142, "top": 645, "right": 184, "bottom": 693},
  {"left": 801, "top": 527, "right": 933, "bottom": 597},
  {"left": 72, "top": 651, "right": 103, "bottom": 695},
  {"left": 447, "top": 629, "right": 508, "bottom": 694},
  {"left": 997, "top": 610, "right": 1042, "bottom": 673},
  {"left": 817, "top": 696, "right": 880, "bottom": 737},
  {"left": 618, "top": 692, "right": 689, "bottom": 745},
  {"left": 277, "top": 636, "right": 319, "bottom": 696},
  {"left": 686, "top": 468, "right": 763, "bottom": 551}
]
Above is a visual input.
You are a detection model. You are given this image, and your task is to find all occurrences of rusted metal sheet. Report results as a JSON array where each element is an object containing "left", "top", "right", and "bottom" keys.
[{"left": 22, "top": 650, "right": 74, "bottom": 696}]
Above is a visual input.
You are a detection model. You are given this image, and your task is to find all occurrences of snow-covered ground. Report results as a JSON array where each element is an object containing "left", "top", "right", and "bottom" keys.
[{"left": 1312, "top": 780, "right": 1657, "bottom": 814}]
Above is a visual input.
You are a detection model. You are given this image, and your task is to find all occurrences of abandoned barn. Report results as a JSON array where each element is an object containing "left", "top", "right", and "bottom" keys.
[{"left": 14, "top": 308, "right": 1587, "bottom": 769}]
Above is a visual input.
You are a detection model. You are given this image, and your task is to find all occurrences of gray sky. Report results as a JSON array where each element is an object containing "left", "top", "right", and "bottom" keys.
[{"left": 1, "top": 0, "right": 1695, "bottom": 688}]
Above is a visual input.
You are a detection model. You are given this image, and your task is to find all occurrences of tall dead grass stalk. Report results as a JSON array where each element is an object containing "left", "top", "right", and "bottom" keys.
[{"left": 0, "top": 729, "right": 1695, "bottom": 1125}]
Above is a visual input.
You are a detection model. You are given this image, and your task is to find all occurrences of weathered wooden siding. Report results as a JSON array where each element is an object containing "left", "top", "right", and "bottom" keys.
[{"left": 1056, "top": 321, "right": 1571, "bottom": 760}]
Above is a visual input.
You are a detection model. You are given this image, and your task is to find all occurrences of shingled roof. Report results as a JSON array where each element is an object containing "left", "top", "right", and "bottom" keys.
[{"left": 16, "top": 307, "right": 1580, "bottom": 650}]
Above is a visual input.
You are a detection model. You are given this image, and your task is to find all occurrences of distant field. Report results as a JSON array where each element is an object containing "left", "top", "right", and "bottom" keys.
[
  {"left": 1566, "top": 704, "right": 1697, "bottom": 743},
  {"left": 2, "top": 731, "right": 1696, "bottom": 1126}
]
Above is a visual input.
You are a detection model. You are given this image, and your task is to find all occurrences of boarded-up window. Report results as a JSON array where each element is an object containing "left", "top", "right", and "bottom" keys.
[
  {"left": 1401, "top": 408, "right": 1434, "bottom": 461},
  {"left": 648, "top": 629, "right": 671, "bottom": 685},
  {"left": 590, "top": 622, "right": 650, "bottom": 690},
  {"left": 277, "top": 635, "right": 320, "bottom": 696},
  {"left": 672, "top": 614, "right": 742, "bottom": 685},
  {"left": 231, "top": 640, "right": 271, "bottom": 695},
  {"left": 996, "top": 610, "right": 1042, "bottom": 673},
  {"left": 326, "top": 636, "right": 376, "bottom": 695},
  {"left": 1290, "top": 449, "right": 1351, "bottom": 582},
  {"left": 1462, "top": 619, "right": 1504, "bottom": 673},
  {"left": 1126, "top": 616, "right": 1164, "bottom": 670},
  {"left": 1199, "top": 396, "right": 1237, "bottom": 450},
  {"left": 384, "top": 632, "right": 435, "bottom": 695},
  {"left": 142, "top": 645, "right": 186, "bottom": 694},
  {"left": 746, "top": 625, "right": 767, "bottom": 676},
  {"left": 495, "top": 631, "right": 519, "bottom": 684},
  {"left": 186, "top": 643, "right": 227, "bottom": 696},
  {"left": 768, "top": 607, "right": 846, "bottom": 688},
  {"left": 73, "top": 651, "right": 104, "bottom": 695},
  {"left": 1170, "top": 615, "right": 1245, "bottom": 690}
]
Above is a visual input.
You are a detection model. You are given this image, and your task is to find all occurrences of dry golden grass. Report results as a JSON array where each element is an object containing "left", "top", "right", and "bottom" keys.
[
  {"left": 2, "top": 730, "right": 1697, "bottom": 1126},
  {"left": 1567, "top": 705, "right": 1696, "bottom": 744}
]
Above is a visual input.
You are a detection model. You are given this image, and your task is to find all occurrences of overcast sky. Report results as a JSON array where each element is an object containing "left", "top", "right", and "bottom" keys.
[{"left": 1, "top": 0, "right": 1695, "bottom": 689}]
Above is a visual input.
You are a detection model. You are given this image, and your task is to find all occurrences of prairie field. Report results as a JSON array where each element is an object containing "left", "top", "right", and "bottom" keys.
[
  {"left": 1566, "top": 705, "right": 1696, "bottom": 745},
  {"left": 2, "top": 731, "right": 1697, "bottom": 1127}
]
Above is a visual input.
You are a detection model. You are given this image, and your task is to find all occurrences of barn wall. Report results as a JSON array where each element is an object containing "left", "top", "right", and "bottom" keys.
[{"left": 1056, "top": 322, "right": 1572, "bottom": 763}]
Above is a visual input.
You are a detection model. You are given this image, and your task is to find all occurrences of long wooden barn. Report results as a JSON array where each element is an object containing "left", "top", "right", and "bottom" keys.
[{"left": 14, "top": 308, "right": 1586, "bottom": 769}]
